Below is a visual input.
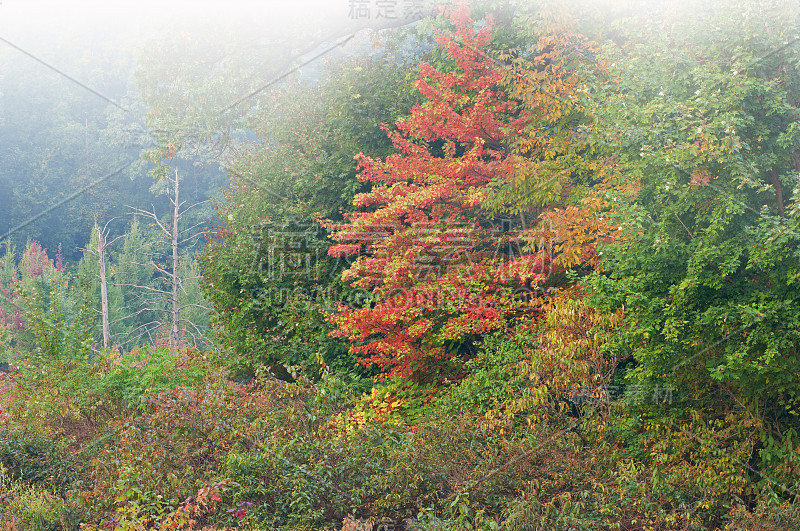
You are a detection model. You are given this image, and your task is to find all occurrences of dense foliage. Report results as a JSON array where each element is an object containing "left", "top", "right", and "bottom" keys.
[{"left": 0, "top": 1, "right": 799, "bottom": 529}]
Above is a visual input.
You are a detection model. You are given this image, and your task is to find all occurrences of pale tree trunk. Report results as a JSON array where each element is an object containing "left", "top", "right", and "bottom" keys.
[
  {"left": 127, "top": 166, "right": 210, "bottom": 350},
  {"left": 97, "top": 225, "right": 110, "bottom": 349},
  {"left": 170, "top": 168, "right": 181, "bottom": 352},
  {"left": 88, "top": 219, "right": 125, "bottom": 351}
]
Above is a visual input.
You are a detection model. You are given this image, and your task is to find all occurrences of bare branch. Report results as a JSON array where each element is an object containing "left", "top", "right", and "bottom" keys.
[
  {"left": 182, "top": 199, "right": 210, "bottom": 214},
  {"left": 179, "top": 303, "right": 211, "bottom": 311},
  {"left": 128, "top": 205, "right": 171, "bottom": 236},
  {"left": 114, "top": 283, "right": 170, "bottom": 295}
]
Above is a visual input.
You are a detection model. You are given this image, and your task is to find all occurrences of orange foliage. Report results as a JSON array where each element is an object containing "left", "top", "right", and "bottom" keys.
[{"left": 327, "top": 3, "right": 546, "bottom": 379}]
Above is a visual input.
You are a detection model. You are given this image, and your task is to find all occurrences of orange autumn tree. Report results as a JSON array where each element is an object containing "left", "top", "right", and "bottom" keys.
[
  {"left": 327, "top": 4, "right": 549, "bottom": 380},
  {"left": 487, "top": 14, "right": 623, "bottom": 271}
]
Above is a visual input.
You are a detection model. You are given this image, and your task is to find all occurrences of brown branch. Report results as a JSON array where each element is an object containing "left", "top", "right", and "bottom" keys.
[{"left": 673, "top": 211, "right": 694, "bottom": 240}]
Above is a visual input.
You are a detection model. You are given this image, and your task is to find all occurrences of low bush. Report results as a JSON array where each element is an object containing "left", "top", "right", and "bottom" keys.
[
  {"left": 0, "top": 432, "right": 73, "bottom": 488},
  {"left": 0, "top": 464, "right": 81, "bottom": 531}
]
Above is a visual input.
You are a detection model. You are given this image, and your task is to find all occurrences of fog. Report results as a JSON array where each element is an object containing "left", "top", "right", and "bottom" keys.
[{"left": 0, "top": 0, "right": 429, "bottom": 258}]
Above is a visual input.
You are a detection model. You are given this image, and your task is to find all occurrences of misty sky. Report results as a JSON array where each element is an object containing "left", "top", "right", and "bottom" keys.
[
  {"left": 0, "top": 0, "right": 435, "bottom": 256},
  {"left": 0, "top": 0, "right": 424, "bottom": 58}
]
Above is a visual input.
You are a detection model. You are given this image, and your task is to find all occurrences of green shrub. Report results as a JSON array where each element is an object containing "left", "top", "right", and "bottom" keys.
[
  {"left": 435, "top": 332, "right": 530, "bottom": 419},
  {"left": 97, "top": 346, "right": 205, "bottom": 410},
  {"left": 0, "top": 432, "right": 73, "bottom": 488},
  {"left": 219, "top": 376, "right": 402, "bottom": 528},
  {"left": 0, "top": 464, "right": 80, "bottom": 530},
  {"left": 726, "top": 488, "right": 800, "bottom": 531}
]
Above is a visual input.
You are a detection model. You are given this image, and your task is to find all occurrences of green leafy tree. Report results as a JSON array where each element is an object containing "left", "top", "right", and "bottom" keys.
[
  {"left": 9, "top": 241, "right": 94, "bottom": 359},
  {"left": 107, "top": 216, "right": 161, "bottom": 348},
  {"left": 581, "top": 0, "right": 800, "bottom": 488}
]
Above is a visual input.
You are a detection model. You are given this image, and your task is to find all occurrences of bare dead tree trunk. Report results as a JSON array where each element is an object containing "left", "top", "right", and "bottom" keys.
[
  {"left": 127, "top": 167, "right": 210, "bottom": 351},
  {"left": 170, "top": 167, "right": 181, "bottom": 351},
  {"left": 85, "top": 219, "right": 125, "bottom": 351},
  {"left": 97, "top": 224, "right": 110, "bottom": 349}
]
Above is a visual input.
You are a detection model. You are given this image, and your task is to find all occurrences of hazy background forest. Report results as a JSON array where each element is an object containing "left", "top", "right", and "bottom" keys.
[
  {"left": 0, "top": 0, "right": 406, "bottom": 350},
  {"left": 0, "top": 0, "right": 799, "bottom": 529}
]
